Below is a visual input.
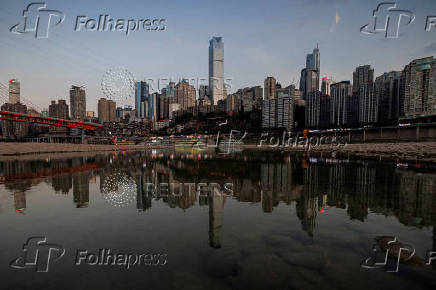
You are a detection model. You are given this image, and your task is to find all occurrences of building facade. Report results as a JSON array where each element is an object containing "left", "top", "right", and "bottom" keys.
[
  {"left": 8, "top": 79, "right": 20, "bottom": 104},
  {"left": 264, "top": 77, "right": 276, "bottom": 100},
  {"left": 403, "top": 56, "right": 436, "bottom": 120},
  {"left": 330, "top": 81, "right": 352, "bottom": 127},
  {"left": 374, "top": 71, "right": 403, "bottom": 125},
  {"left": 98, "top": 98, "right": 116, "bottom": 123},
  {"left": 69, "top": 85, "right": 86, "bottom": 121},
  {"left": 209, "top": 37, "right": 224, "bottom": 105},
  {"left": 175, "top": 80, "right": 196, "bottom": 110},
  {"left": 135, "top": 81, "right": 149, "bottom": 118},
  {"left": 353, "top": 65, "right": 374, "bottom": 94}
]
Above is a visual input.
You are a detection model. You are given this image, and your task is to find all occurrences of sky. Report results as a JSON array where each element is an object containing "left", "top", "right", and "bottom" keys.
[{"left": 0, "top": 0, "right": 435, "bottom": 112}]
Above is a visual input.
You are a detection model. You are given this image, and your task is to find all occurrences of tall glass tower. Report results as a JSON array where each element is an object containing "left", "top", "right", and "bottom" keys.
[
  {"left": 209, "top": 37, "right": 224, "bottom": 105},
  {"left": 135, "top": 81, "right": 149, "bottom": 118}
]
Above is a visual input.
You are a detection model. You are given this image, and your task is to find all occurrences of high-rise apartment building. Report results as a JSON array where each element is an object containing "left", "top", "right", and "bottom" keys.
[
  {"left": 49, "top": 99, "right": 69, "bottom": 134},
  {"left": 175, "top": 80, "right": 196, "bottom": 110},
  {"left": 98, "top": 98, "right": 116, "bottom": 122},
  {"left": 330, "top": 81, "right": 352, "bottom": 127},
  {"left": 49, "top": 100, "right": 69, "bottom": 119},
  {"left": 159, "top": 95, "right": 169, "bottom": 120},
  {"left": 262, "top": 98, "right": 276, "bottom": 128},
  {"left": 69, "top": 85, "right": 86, "bottom": 121},
  {"left": 353, "top": 65, "right": 374, "bottom": 94},
  {"left": 305, "top": 90, "right": 321, "bottom": 128},
  {"left": 353, "top": 65, "right": 376, "bottom": 124},
  {"left": 403, "top": 56, "right": 436, "bottom": 119},
  {"left": 321, "top": 77, "right": 333, "bottom": 96},
  {"left": 209, "top": 37, "right": 224, "bottom": 105},
  {"left": 198, "top": 85, "right": 208, "bottom": 100},
  {"left": 359, "top": 84, "right": 377, "bottom": 124},
  {"left": 264, "top": 77, "right": 276, "bottom": 99},
  {"left": 262, "top": 84, "right": 294, "bottom": 130},
  {"left": 236, "top": 86, "right": 263, "bottom": 110},
  {"left": 276, "top": 95, "right": 294, "bottom": 130},
  {"left": 226, "top": 93, "right": 241, "bottom": 114},
  {"left": 375, "top": 71, "right": 403, "bottom": 125},
  {"left": 8, "top": 79, "right": 20, "bottom": 104},
  {"left": 1, "top": 102, "right": 28, "bottom": 139}
]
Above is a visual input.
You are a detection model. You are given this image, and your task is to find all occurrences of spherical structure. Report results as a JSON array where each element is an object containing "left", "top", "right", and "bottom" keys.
[
  {"left": 101, "top": 68, "right": 135, "bottom": 104},
  {"left": 101, "top": 171, "right": 137, "bottom": 207}
]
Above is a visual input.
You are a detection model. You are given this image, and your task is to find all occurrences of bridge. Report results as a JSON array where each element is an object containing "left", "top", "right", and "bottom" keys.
[
  {"left": 0, "top": 162, "right": 101, "bottom": 185},
  {"left": 0, "top": 111, "right": 103, "bottom": 131}
]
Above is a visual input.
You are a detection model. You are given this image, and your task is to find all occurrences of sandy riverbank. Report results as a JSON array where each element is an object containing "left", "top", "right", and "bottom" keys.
[
  {"left": 0, "top": 143, "right": 161, "bottom": 156},
  {"left": 1, "top": 142, "right": 436, "bottom": 163}
]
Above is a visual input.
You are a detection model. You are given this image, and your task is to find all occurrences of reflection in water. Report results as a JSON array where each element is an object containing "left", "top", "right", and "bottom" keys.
[
  {"left": 0, "top": 151, "right": 435, "bottom": 246},
  {"left": 1, "top": 150, "right": 436, "bottom": 289},
  {"left": 209, "top": 187, "right": 225, "bottom": 248}
]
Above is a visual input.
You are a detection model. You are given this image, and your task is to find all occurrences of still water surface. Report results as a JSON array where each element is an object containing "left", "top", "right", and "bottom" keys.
[{"left": 0, "top": 150, "right": 435, "bottom": 289}]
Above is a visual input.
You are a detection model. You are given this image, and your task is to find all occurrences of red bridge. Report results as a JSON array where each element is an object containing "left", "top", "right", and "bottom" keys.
[{"left": 0, "top": 111, "right": 102, "bottom": 131}]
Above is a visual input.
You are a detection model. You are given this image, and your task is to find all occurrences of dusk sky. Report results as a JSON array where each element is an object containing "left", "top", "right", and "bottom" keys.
[{"left": 0, "top": 0, "right": 435, "bottom": 111}]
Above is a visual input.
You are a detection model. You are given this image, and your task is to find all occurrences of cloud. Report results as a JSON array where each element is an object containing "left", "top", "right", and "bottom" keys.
[{"left": 329, "top": 11, "right": 341, "bottom": 32}]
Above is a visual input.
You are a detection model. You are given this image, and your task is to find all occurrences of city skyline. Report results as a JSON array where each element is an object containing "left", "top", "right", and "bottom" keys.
[{"left": 1, "top": 0, "right": 436, "bottom": 112}]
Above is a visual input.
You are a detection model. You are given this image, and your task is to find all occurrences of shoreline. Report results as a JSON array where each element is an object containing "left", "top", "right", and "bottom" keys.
[{"left": 0, "top": 142, "right": 436, "bottom": 163}]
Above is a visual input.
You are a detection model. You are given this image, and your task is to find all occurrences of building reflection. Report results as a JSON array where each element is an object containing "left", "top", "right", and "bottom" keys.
[
  {"left": 0, "top": 151, "right": 435, "bottom": 248},
  {"left": 73, "top": 172, "right": 89, "bottom": 208},
  {"left": 209, "top": 187, "right": 225, "bottom": 248}
]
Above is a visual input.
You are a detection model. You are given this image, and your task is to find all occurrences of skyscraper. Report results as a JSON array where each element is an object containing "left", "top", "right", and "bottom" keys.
[
  {"left": 306, "top": 44, "right": 320, "bottom": 72},
  {"left": 49, "top": 100, "right": 69, "bottom": 119},
  {"left": 135, "top": 81, "right": 149, "bottom": 118},
  {"left": 305, "top": 90, "right": 321, "bottom": 128},
  {"left": 375, "top": 71, "right": 403, "bottom": 125},
  {"left": 330, "top": 81, "right": 352, "bottom": 127},
  {"left": 321, "top": 77, "right": 333, "bottom": 96},
  {"left": 175, "top": 80, "right": 196, "bottom": 110},
  {"left": 209, "top": 37, "right": 224, "bottom": 105},
  {"left": 403, "top": 56, "right": 436, "bottom": 120},
  {"left": 49, "top": 99, "right": 69, "bottom": 134},
  {"left": 264, "top": 77, "right": 276, "bottom": 99},
  {"left": 69, "top": 85, "right": 86, "bottom": 121},
  {"left": 300, "top": 44, "right": 320, "bottom": 100},
  {"left": 359, "top": 83, "right": 377, "bottom": 124},
  {"left": 198, "top": 85, "right": 208, "bottom": 100},
  {"left": 353, "top": 65, "right": 376, "bottom": 124},
  {"left": 353, "top": 65, "right": 374, "bottom": 94},
  {"left": 8, "top": 79, "right": 20, "bottom": 104},
  {"left": 98, "top": 98, "right": 116, "bottom": 122},
  {"left": 149, "top": 92, "right": 160, "bottom": 121}
]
